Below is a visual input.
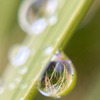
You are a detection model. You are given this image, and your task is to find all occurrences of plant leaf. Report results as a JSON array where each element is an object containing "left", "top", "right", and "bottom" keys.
[{"left": 0, "top": 0, "right": 93, "bottom": 100}]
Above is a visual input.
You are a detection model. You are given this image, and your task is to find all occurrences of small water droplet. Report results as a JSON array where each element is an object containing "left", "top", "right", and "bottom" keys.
[
  {"left": 48, "top": 15, "right": 57, "bottom": 25},
  {"left": 0, "top": 81, "right": 5, "bottom": 94},
  {"left": 18, "top": 66, "right": 28, "bottom": 75},
  {"left": 8, "top": 45, "right": 30, "bottom": 67},
  {"left": 18, "top": 0, "right": 58, "bottom": 34},
  {"left": 8, "top": 83, "right": 16, "bottom": 90},
  {"left": 46, "top": 0, "right": 58, "bottom": 15},
  {"left": 0, "top": 87, "right": 4, "bottom": 94},
  {"left": 15, "top": 76, "right": 22, "bottom": 83},
  {"left": 45, "top": 46, "right": 53, "bottom": 55},
  {"left": 31, "top": 18, "right": 47, "bottom": 34},
  {"left": 38, "top": 51, "right": 76, "bottom": 97},
  {"left": 19, "top": 97, "right": 24, "bottom": 100},
  {"left": 20, "top": 83, "right": 27, "bottom": 89}
]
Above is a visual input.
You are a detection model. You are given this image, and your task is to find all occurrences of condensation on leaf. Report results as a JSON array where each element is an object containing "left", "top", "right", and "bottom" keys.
[
  {"left": 8, "top": 45, "right": 30, "bottom": 67},
  {"left": 38, "top": 51, "right": 76, "bottom": 98},
  {"left": 18, "top": 0, "right": 59, "bottom": 34}
]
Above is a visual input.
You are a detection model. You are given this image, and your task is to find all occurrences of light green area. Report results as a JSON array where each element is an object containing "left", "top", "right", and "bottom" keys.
[{"left": 0, "top": 0, "right": 93, "bottom": 100}]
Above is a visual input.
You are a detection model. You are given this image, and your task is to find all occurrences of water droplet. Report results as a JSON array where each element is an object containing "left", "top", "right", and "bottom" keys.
[
  {"left": 18, "top": 0, "right": 58, "bottom": 34},
  {"left": 30, "top": 47, "right": 35, "bottom": 55},
  {"left": 20, "top": 83, "right": 27, "bottom": 89},
  {"left": 8, "top": 45, "right": 30, "bottom": 67},
  {"left": 38, "top": 51, "right": 76, "bottom": 97},
  {"left": 31, "top": 18, "right": 47, "bottom": 34},
  {"left": 8, "top": 83, "right": 16, "bottom": 90},
  {"left": 0, "top": 81, "right": 5, "bottom": 94},
  {"left": 48, "top": 15, "right": 57, "bottom": 25},
  {"left": 45, "top": 46, "right": 53, "bottom": 55},
  {"left": 0, "top": 87, "right": 4, "bottom": 94},
  {"left": 19, "top": 97, "right": 24, "bottom": 100},
  {"left": 18, "top": 66, "right": 28, "bottom": 75},
  {"left": 15, "top": 76, "right": 22, "bottom": 83}
]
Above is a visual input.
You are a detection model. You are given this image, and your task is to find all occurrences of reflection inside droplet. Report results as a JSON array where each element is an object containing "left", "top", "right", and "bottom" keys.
[
  {"left": 27, "top": 0, "right": 47, "bottom": 25},
  {"left": 38, "top": 51, "right": 76, "bottom": 97},
  {"left": 27, "top": 0, "right": 58, "bottom": 24},
  {"left": 19, "top": 97, "right": 24, "bottom": 100}
]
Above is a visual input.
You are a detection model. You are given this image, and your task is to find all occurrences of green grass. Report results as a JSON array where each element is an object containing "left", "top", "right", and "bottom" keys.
[{"left": 0, "top": 0, "right": 93, "bottom": 100}]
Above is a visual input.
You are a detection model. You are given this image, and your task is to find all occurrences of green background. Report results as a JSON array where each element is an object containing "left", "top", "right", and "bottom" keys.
[{"left": 0, "top": 0, "right": 100, "bottom": 100}]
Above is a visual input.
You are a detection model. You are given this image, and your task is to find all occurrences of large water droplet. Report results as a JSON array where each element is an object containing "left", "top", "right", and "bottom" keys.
[
  {"left": 38, "top": 51, "right": 76, "bottom": 97},
  {"left": 18, "top": 0, "right": 58, "bottom": 34}
]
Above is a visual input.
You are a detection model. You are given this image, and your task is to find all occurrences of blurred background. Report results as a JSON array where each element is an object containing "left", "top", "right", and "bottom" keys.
[{"left": 0, "top": 0, "right": 100, "bottom": 100}]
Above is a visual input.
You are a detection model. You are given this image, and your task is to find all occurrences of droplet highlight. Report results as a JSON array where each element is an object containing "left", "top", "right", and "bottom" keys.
[
  {"left": 38, "top": 51, "right": 76, "bottom": 97},
  {"left": 30, "top": 18, "right": 47, "bottom": 34}
]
